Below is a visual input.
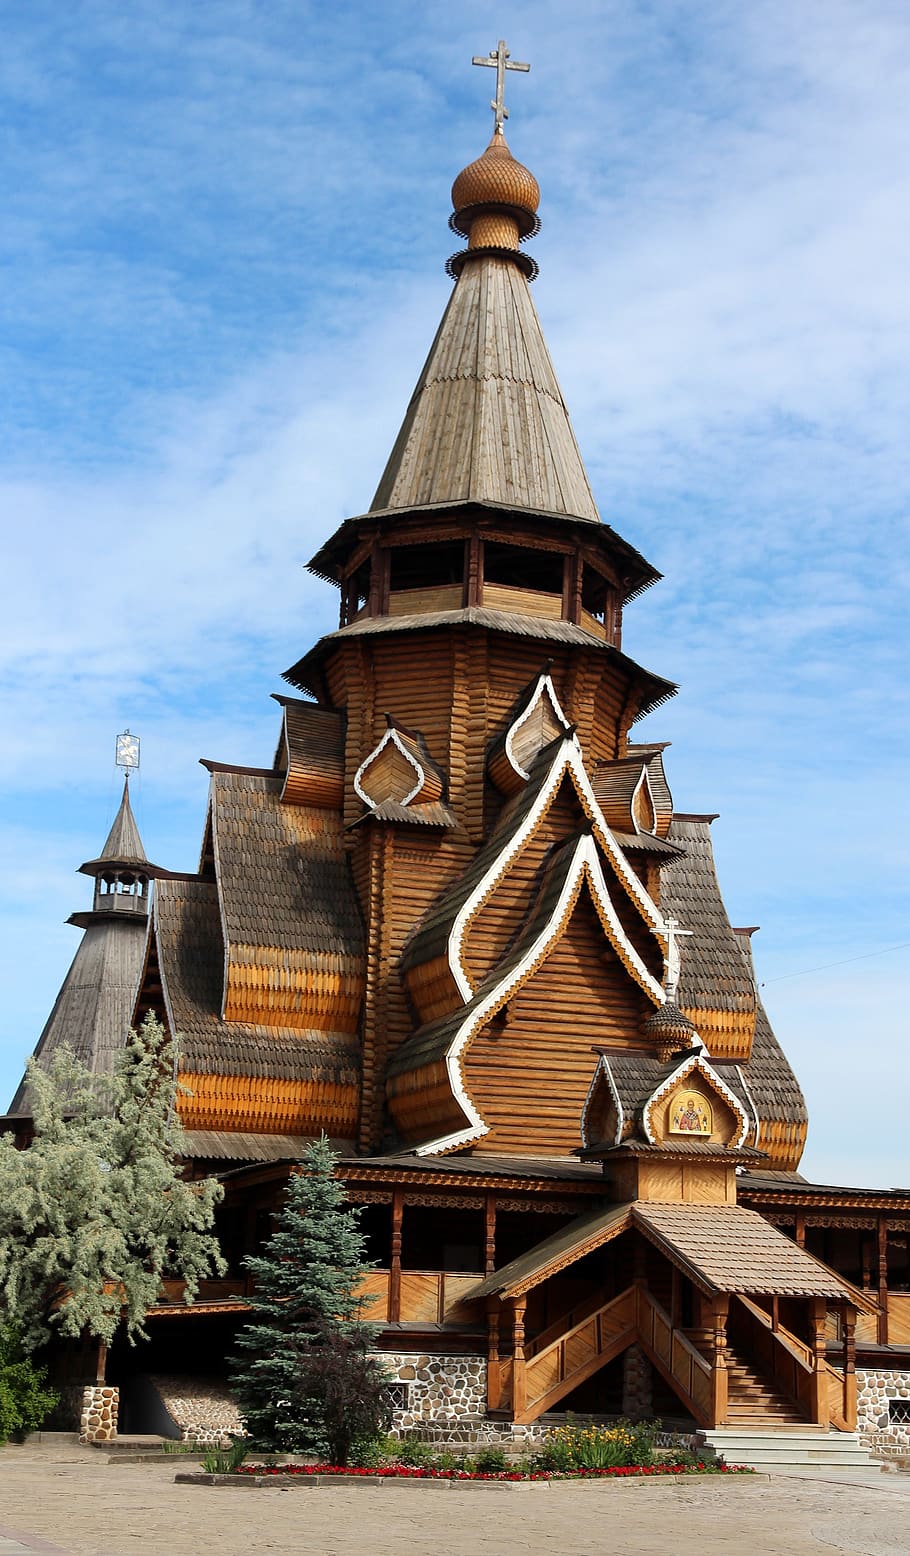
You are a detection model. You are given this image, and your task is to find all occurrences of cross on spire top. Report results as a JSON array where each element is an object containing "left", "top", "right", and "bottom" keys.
[{"left": 471, "top": 39, "right": 530, "bottom": 134}]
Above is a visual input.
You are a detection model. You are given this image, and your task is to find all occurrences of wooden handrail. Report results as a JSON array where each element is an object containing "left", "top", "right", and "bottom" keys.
[
  {"left": 736, "top": 1294, "right": 813, "bottom": 1372},
  {"left": 527, "top": 1291, "right": 606, "bottom": 1359},
  {"left": 640, "top": 1289, "right": 711, "bottom": 1376}
]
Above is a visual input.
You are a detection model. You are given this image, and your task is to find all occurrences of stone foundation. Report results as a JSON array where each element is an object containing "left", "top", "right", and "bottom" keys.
[
  {"left": 150, "top": 1376, "right": 246, "bottom": 1447},
  {"left": 856, "top": 1368, "right": 910, "bottom": 1458},
  {"left": 79, "top": 1385, "right": 118, "bottom": 1443},
  {"left": 383, "top": 1353, "right": 487, "bottom": 1432},
  {"left": 621, "top": 1344, "right": 653, "bottom": 1421}
]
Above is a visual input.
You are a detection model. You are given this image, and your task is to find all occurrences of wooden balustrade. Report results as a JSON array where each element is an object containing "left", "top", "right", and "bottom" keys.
[
  {"left": 733, "top": 1294, "right": 822, "bottom": 1425},
  {"left": 635, "top": 1286, "right": 713, "bottom": 1425},
  {"left": 353, "top": 1269, "right": 481, "bottom": 1326},
  {"left": 512, "top": 1287, "right": 636, "bottom": 1425}
]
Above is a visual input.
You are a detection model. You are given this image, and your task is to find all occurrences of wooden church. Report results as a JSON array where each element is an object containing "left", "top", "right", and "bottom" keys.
[{"left": 9, "top": 49, "right": 910, "bottom": 1458}]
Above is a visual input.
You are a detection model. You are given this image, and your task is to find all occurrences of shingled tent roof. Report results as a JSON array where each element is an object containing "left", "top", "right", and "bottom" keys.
[
  {"left": 370, "top": 254, "right": 600, "bottom": 523},
  {"left": 9, "top": 781, "right": 154, "bottom": 1114}
]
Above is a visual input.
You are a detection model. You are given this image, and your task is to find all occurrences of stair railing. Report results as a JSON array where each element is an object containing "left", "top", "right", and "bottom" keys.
[
  {"left": 732, "top": 1294, "right": 817, "bottom": 1422},
  {"left": 635, "top": 1287, "right": 713, "bottom": 1426},
  {"left": 511, "top": 1285, "right": 636, "bottom": 1424}
]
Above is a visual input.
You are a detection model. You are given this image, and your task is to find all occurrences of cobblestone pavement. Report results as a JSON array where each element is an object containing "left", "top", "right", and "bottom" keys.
[{"left": 2, "top": 1443, "right": 910, "bottom": 1556}]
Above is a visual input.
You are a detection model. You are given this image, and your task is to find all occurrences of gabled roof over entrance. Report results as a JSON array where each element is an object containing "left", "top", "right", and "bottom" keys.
[
  {"left": 634, "top": 1202, "right": 855, "bottom": 1300},
  {"left": 466, "top": 1199, "right": 859, "bottom": 1307}
]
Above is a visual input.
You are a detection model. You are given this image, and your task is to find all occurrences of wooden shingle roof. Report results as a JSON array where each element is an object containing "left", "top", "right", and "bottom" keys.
[
  {"left": 633, "top": 1202, "right": 854, "bottom": 1299},
  {"left": 153, "top": 878, "right": 360, "bottom": 1087},
  {"left": 371, "top": 255, "right": 600, "bottom": 523}
]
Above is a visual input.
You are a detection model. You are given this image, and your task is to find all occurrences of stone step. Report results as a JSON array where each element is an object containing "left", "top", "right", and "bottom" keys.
[{"left": 698, "top": 1427, "right": 880, "bottom": 1477}]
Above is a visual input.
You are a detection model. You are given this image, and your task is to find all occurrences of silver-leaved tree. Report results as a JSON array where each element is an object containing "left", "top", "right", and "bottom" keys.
[{"left": 0, "top": 1015, "right": 225, "bottom": 1352}]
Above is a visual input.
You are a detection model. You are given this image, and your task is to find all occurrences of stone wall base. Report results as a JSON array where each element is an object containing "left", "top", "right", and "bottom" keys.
[
  {"left": 856, "top": 1368, "right": 910, "bottom": 1458},
  {"left": 79, "top": 1385, "right": 118, "bottom": 1443}
]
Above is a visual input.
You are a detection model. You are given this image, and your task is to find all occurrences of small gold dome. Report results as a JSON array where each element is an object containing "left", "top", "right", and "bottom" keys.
[{"left": 451, "top": 129, "right": 540, "bottom": 217}]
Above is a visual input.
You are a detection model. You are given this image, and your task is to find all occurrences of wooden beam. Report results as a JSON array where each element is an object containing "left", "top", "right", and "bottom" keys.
[
  {"left": 878, "top": 1216, "right": 889, "bottom": 1344},
  {"left": 466, "top": 535, "right": 482, "bottom": 607},
  {"left": 807, "top": 1297, "right": 829, "bottom": 1428},
  {"left": 511, "top": 1297, "right": 527, "bottom": 1420},
  {"left": 389, "top": 1191, "right": 404, "bottom": 1323},
  {"left": 486, "top": 1299, "right": 502, "bottom": 1411},
  {"left": 710, "top": 1294, "right": 728, "bottom": 1427},
  {"left": 842, "top": 1303, "right": 857, "bottom": 1431},
  {"left": 484, "top": 1193, "right": 497, "bottom": 1275}
]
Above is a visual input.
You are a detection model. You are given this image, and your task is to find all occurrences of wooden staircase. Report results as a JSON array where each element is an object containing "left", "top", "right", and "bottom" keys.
[
  {"left": 722, "top": 1342, "right": 805, "bottom": 1426},
  {"left": 510, "top": 1286, "right": 636, "bottom": 1425}
]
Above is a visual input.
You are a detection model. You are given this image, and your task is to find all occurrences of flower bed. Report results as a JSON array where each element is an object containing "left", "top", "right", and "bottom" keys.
[{"left": 231, "top": 1461, "right": 752, "bottom": 1481}]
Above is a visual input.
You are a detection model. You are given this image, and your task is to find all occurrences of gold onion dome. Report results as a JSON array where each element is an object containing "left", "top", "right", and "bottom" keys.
[{"left": 449, "top": 129, "right": 541, "bottom": 266}]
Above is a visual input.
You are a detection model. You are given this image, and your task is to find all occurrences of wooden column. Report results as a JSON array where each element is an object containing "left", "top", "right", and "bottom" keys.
[
  {"left": 710, "top": 1294, "right": 729, "bottom": 1427},
  {"left": 842, "top": 1303, "right": 857, "bottom": 1431},
  {"left": 486, "top": 1299, "right": 502, "bottom": 1411},
  {"left": 367, "top": 539, "right": 382, "bottom": 617},
  {"left": 510, "top": 1297, "right": 527, "bottom": 1420},
  {"left": 795, "top": 1211, "right": 806, "bottom": 1249},
  {"left": 389, "top": 1191, "right": 404, "bottom": 1323},
  {"left": 484, "top": 1193, "right": 497, "bottom": 1275},
  {"left": 95, "top": 1340, "right": 108, "bottom": 1385},
  {"left": 807, "top": 1297, "right": 829, "bottom": 1427},
  {"left": 878, "top": 1217, "right": 890, "bottom": 1345},
  {"left": 771, "top": 1294, "right": 780, "bottom": 1334},
  {"left": 466, "top": 535, "right": 483, "bottom": 607},
  {"left": 569, "top": 552, "right": 583, "bottom": 625},
  {"left": 670, "top": 1265, "right": 681, "bottom": 1329}
]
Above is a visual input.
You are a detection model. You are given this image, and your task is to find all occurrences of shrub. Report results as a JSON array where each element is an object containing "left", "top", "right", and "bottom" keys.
[
  {"left": 201, "top": 1438, "right": 249, "bottom": 1475},
  {"left": 347, "top": 1431, "right": 399, "bottom": 1468},
  {"left": 395, "top": 1436, "right": 436, "bottom": 1467},
  {"left": 0, "top": 1326, "right": 58, "bottom": 1443},
  {"left": 474, "top": 1444, "right": 509, "bottom": 1473}
]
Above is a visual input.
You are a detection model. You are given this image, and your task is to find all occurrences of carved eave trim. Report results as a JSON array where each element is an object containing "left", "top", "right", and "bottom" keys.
[
  {"left": 341, "top": 1163, "right": 604, "bottom": 1196},
  {"left": 450, "top": 735, "right": 668, "bottom": 1004},
  {"left": 641, "top": 1053, "right": 750, "bottom": 1149},
  {"left": 734, "top": 1063, "right": 761, "bottom": 1148},
  {"left": 503, "top": 672, "right": 573, "bottom": 782},
  {"left": 631, "top": 766, "right": 656, "bottom": 835},
  {"left": 208, "top": 783, "right": 233, "bottom": 1024},
  {"left": 354, "top": 727, "right": 427, "bottom": 809},
  {"left": 580, "top": 1055, "right": 624, "bottom": 1149}
]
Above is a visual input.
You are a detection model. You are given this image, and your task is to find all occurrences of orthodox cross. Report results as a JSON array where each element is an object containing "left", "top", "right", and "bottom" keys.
[
  {"left": 663, "top": 916, "right": 693, "bottom": 1003},
  {"left": 471, "top": 39, "right": 530, "bottom": 133}
]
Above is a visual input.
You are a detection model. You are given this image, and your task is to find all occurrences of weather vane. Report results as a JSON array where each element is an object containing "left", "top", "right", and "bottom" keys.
[
  {"left": 115, "top": 729, "right": 140, "bottom": 779},
  {"left": 471, "top": 39, "right": 530, "bottom": 133}
]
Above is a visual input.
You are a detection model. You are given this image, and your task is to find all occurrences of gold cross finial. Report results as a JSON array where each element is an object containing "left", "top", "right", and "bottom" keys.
[{"left": 471, "top": 39, "right": 530, "bottom": 133}]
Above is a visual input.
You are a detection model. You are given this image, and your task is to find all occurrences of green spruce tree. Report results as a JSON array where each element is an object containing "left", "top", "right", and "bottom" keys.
[
  {"left": 0, "top": 1015, "right": 225, "bottom": 1351},
  {"left": 229, "top": 1134, "right": 388, "bottom": 1457}
]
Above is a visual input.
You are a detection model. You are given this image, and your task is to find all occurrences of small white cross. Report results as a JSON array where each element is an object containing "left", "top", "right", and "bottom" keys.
[
  {"left": 663, "top": 915, "right": 693, "bottom": 1002},
  {"left": 471, "top": 39, "right": 530, "bottom": 133}
]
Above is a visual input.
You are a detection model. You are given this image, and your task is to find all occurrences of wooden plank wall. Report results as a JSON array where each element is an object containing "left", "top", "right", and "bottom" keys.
[{"left": 462, "top": 891, "right": 651, "bottom": 1154}]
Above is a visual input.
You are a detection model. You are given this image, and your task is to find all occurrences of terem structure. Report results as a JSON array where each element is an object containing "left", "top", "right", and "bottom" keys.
[{"left": 9, "top": 47, "right": 910, "bottom": 1466}]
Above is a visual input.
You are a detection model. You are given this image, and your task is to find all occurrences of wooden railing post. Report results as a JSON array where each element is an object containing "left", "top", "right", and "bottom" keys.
[
  {"left": 389, "top": 1191, "right": 403, "bottom": 1323},
  {"left": 842, "top": 1303, "right": 857, "bottom": 1431},
  {"left": 484, "top": 1193, "right": 497, "bottom": 1275},
  {"left": 710, "top": 1294, "right": 729, "bottom": 1427},
  {"left": 511, "top": 1297, "right": 527, "bottom": 1420},
  {"left": 878, "top": 1218, "right": 890, "bottom": 1344},
  {"left": 807, "top": 1297, "right": 829, "bottom": 1426},
  {"left": 486, "top": 1298, "right": 502, "bottom": 1411}
]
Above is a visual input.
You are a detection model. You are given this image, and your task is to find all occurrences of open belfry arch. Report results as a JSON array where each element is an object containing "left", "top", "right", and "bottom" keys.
[{"left": 14, "top": 45, "right": 910, "bottom": 1456}]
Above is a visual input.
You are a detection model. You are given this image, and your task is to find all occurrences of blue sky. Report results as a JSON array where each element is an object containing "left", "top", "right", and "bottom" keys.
[{"left": 1, "top": 0, "right": 908, "bottom": 1186}]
